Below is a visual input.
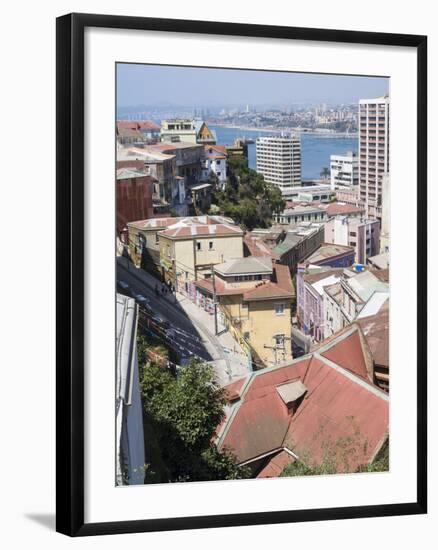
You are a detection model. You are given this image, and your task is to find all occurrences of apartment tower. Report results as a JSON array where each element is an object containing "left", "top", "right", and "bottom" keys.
[
  {"left": 358, "top": 96, "right": 390, "bottom": 219},
  {"left": 256, "top": 135, "right": 301, "bottom": 195},
  {"left": 330, "top": 151, "right": 359, "bottom": 189}
]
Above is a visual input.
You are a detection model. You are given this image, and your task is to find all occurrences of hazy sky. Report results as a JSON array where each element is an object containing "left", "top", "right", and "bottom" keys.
[{"left": 117, "top": 63, "right": 389, "bottom": 109}]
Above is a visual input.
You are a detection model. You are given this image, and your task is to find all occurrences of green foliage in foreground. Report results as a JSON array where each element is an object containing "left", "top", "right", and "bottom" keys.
[
  {"left": 212, "top": 155, "right": 285, "bottom": 230},
  {"left": 281, "top": 432, "right": 389, "bottom": 477},
  {"left": 139, "top": 358, "right": 249, "bottom": 483}
]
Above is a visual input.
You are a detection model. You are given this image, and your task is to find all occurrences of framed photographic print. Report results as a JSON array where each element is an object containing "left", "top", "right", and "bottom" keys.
[{"left": 56, "top": 13, "right": 427, "bottom": 536}]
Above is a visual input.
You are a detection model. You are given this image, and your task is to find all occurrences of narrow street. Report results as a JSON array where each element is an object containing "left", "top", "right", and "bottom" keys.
[{"left": 117, "top": 256, "right": 249, "bottom": 385}]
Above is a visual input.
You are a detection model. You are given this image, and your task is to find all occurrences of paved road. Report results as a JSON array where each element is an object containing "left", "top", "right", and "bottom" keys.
[
  {"left": 138, "top": 310, "right": 213, "bottom": 363},
  {"left": 116, "top": 260, "right": 237, "bottom": 383}
]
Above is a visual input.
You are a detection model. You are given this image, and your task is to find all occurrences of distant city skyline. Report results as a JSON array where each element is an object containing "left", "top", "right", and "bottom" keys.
[{"left": 117, "top": 63, "right": 389, "bottom": 111}]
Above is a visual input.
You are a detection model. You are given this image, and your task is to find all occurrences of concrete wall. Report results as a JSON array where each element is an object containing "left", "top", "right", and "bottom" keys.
[
  {"left": 194, "top": 235, "right": 243, "bottom": 268},
  {"left": 244, "top": 300, "right": 292, "bottom": 366}
]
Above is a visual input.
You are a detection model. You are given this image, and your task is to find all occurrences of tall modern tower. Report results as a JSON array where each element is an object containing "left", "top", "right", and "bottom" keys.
[
  {"left": 358, "top": 96, "right": 390, "bottom": 219},
  {"left": 256, "top": 135, "right": 301, "bottom": 195}
]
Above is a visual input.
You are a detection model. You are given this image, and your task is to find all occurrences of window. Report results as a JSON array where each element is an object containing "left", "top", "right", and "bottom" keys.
[
  {"left": 243, "top": 332, "right": 250, "bottom": 341},
  {"left": 209, "top": 241, "right": 214, "bottom": 250},
  {"left": 167, "top": 245, "right": 171, "bottom": 258},
  {"left": 155, "top": 233, "right": 159, "bottom": 244},
  {"left": 196, "top": 241, "right": 202, "bottom": 251},
  {"left": 275, "top": 303, "right": 285, "bottom": 316},
  {"left": 275, "top": 334, "right": 285, "bottom": 345}
]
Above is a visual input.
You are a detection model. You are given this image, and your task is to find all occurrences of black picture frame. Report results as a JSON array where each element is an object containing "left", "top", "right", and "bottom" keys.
[{"left": 56, "top": 12, "right": 428, "bottom": 537}]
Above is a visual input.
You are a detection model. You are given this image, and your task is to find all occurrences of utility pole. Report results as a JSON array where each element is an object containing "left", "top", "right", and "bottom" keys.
[
  {"left": 264, "top": 335, "right": 289, "bottom": 365},
  {"left": 281, "top": 335, "right": 293, "bottom": 359},
  {"left": 172, "top": 258, "right": 178, "bottom": 294},
  {"left": 193, "top": 240, "right": 198, "bottom": 281},
  {"left": 211, "top": 264, "right": 218, "bottom": 336},
  {"left": 264, "top": 343, "right": 279, "bottom": 366}
]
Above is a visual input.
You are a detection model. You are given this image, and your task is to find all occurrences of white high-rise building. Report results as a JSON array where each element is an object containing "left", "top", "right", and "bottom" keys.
[
  {"left": 380, "top": 173, "right": 390, "bottom": 253},
  {"left": 358, "top": 96, "right": 390, "bottom": 219},
  {"left": 330, "top": 151, "right": 359, "bottom": 189},
  {"left": 256, "top": 135, "right": 301, "bottom": 195}
]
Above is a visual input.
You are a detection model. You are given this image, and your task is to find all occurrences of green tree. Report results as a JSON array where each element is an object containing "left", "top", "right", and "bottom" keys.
[
  {"left": 214, "top": 155, "right": 285, "bottom": 230},
  {"left": 320, "top": 166, "right": 330, "bottom": 180},
  {"left": 139, "top": 359, "right": 248, "bottom": 482},
  {"left": 207, "top": 170, "right": 220, "bottom": 192},
  {"left": 281, "top": 424, "right": 389, "bottom": 477}
]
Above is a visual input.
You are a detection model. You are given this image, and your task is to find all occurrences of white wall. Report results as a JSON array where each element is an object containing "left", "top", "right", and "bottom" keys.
[{"left": 1, "top": 1, "right": 435, "bottom": 549}]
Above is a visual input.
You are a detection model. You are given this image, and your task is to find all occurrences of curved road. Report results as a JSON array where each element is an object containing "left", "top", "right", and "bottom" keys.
[{"left": 117, "top": 260, "right": 233, "bottom": 380}]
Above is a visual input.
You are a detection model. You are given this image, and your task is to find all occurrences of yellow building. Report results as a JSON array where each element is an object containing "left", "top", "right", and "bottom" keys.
[
  {"left": 157, "top": 216, "right": 244, "bottom": 292},
  {"left": 160, "top": 119, "right": 216, "bottom": 145},
  {"left": 127, "top": 215, "right": 242, "bottom": 272},
  {"left": 195, "top": 257, "right": 295, "bottom": 368}
]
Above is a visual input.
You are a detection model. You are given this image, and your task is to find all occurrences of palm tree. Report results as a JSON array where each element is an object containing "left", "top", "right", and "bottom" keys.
[{"left": 320, "top": 167, "right": 330, "bottom": 180}]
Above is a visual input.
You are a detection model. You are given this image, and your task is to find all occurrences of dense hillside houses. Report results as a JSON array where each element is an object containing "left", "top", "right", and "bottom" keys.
[{"left": 115, "top": 93, "right": 391, "bottom": 485}]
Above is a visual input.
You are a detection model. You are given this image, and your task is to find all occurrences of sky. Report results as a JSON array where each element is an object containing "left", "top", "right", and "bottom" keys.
[{"left": 117, "top": 63, "right": 389, "bottom": 110}]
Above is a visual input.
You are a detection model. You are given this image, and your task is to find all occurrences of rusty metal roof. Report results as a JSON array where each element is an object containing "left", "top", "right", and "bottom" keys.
[
  {"left": 218, "top": 326, "right": 388, "bottom": 472},
  {"left": 256, "top": 450, "right": 296, "bottom": 478}
]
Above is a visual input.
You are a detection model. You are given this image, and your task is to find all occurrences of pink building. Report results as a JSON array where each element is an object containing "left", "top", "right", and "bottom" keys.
[
  {"left": 324, "top": 215, "right": 380, "bottom": 265},
  {"left": 296, "top": 265, "right": 344, "bottom": 342}
]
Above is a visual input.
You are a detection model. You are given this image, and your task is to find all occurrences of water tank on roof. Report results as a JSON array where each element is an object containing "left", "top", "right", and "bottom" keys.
[{"left": 353, "top": 263, "right": 365, "bottom": 272}]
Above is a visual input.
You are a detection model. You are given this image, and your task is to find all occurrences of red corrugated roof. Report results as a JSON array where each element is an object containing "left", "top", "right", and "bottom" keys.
[
  {"left": 117, "top": 120, "right": 160, "bottom": 131},
  {"left": 256, "top": 450, "right": 296, "bottom": 478},
  {"left": 218, "top": 327, "right": 388, "bottom": 473},
  {"left": 321, "top": 203, "right": 364, "bottom": 216},
  {"left": 244, "top": 235, "right": 275, "bottom": 258},
  {"left": 243, "top": 265, "right": 295, "bottom": 301},
  {"left": 283, "top": 356, "right": 388, "bottom": 469},
  {"left": 320, "top": 330, "right": 369, "bottom": 380},
  {"left": 224, "top": 378, "right": 247, "bottom": 401},
  {"left": 137, "top": 120, "right": 160, "bottom": 130},
  {"left": 195, "top": 263, "right": 294, "bottom": 300},
  {"left": 161, "top": 224, "right": 243, "bottom": 238},
  {"left": 357, "top": 309, "right": 389, "bottom": 368},
  {"left": 204, "top": 144, "right": 228, "bottom": 159},
  {"left": 194, "top": 278, "right": 243, "bottom": 297}
]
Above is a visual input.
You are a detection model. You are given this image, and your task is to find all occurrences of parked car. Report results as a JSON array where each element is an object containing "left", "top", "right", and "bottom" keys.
[
  {"left": 117, "top": 280, "right": 131, "bottom": 295},
  {"left": 133, "top": 293, "right": 150, "bottom": 307},
  {"left": 143, "top": 303, "right": 154, "bottom": 315},
  {"left": 151, "top": 314, "right": 171, "bottom": 329}
]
